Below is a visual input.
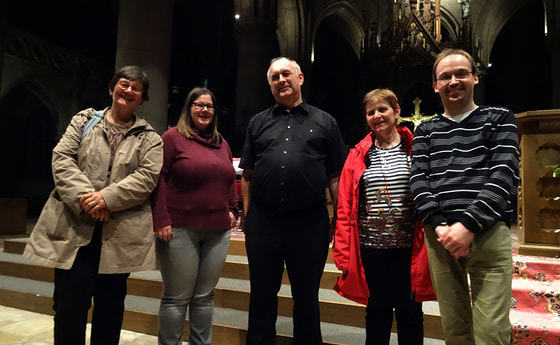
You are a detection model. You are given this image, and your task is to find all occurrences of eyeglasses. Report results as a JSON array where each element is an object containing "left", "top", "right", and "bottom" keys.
[
  {"left": 118, "top": 81, "right": 143, "bottom": 94},
  {"left": 192, "top": 102, "right": 215, "bottom": 111},
  {"left": 437, "top": 70, "right": 473, "bottom": 83}
]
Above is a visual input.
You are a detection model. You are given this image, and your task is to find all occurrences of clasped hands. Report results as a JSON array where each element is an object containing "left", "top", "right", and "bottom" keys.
[
  {"left": 435, "top": 222, "right": 475, "bottom": 259},
  {"left": 80, "top": 191, "right": 110, "bottom": 221}
]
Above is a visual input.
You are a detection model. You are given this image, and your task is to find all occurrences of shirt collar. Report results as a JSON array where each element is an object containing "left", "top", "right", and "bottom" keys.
[{"left": 272, "top": 101, "right": 310, "bottom": 116}]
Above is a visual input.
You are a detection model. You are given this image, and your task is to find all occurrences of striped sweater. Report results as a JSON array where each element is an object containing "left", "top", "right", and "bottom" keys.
[{"left": 410, "top": 106, "right": 520, "bottom": 233}]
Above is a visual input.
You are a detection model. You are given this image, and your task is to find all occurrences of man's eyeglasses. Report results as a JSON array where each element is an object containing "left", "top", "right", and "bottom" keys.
[
  {"left": 118, "top": 81, "right": 143, "bottom": 94},
  {"left": 437, "top": 70, "right": 473, "bottom": 83},
  {"left": 192, "top": 102, "right": 215, "bottom": 111}
]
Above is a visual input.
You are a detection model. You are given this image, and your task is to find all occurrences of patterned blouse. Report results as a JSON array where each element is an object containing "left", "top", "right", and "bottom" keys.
[{"left": 358, "top": 143, "right": 415, "bottom": 249}]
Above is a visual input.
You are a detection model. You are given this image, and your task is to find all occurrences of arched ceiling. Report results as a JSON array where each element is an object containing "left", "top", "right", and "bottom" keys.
[
  {"left": 469, "top": 0, "right": 531, "bottom": 65},
  {"left": 311, "top": 1, "right": 365, "bottom": 61},
  {"left": 439, "top": 0, "right": 462, "bottom": 41},
  {"left": 440, "top": 0, "right": 462, "bottom": 23}
]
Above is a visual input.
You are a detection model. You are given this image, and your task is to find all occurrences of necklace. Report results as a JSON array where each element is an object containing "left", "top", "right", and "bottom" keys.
[
  {"left": 373, "top": 143, "right": 410, "bottom": 205},
  {"left": 374, "top": 133, "right": 401, "bottom": 149}
]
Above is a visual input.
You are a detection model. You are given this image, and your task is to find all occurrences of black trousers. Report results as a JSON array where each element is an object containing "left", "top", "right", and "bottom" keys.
[
  {"left": 245, "top": 202, "right": 330, "bottom": 345},
  {"left": 360, "top": 246, "right": 423, "bottom": 345},
  {"left": 53, "top": 223, "right": 129, "bottom": 345}
]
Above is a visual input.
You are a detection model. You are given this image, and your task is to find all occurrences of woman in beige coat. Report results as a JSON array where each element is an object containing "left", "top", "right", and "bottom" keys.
[{"left": 24, "top": 65, "right": 163, "bottom": 345}]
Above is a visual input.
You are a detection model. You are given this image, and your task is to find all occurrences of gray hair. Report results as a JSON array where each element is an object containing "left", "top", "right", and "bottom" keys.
[{"left": 266, "top": 57, "right": 302, "bottom": 84}]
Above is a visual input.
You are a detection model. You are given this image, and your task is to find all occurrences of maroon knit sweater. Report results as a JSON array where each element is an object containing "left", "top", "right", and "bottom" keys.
[{"left": 151, "top": 127, "right": 238, "bottom": 231}]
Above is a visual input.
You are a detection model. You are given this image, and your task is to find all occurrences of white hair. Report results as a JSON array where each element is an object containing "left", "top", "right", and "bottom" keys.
[{"left": 266, "top": 57, "right": 302, "bottom": 84}]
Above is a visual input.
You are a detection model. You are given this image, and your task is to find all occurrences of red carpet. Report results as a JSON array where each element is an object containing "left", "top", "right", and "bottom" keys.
[
  {"left": 511, "top": 254, "right": 560, "bottom": 345},
  {"left": 230, "top": 228, "right": 245, "bottom": 239}
]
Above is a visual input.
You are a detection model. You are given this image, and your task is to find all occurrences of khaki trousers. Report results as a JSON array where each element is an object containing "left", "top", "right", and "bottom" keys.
[{"left": 424, "top": 222, "right": 512, "bottom": 345}]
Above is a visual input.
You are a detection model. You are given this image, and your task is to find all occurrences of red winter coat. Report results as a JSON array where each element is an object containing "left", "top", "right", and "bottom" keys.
[{"left": 332, "top": 126, "right": 436, "bottom": 305}]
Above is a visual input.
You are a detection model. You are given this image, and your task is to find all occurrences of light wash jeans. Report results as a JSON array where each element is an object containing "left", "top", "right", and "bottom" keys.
[{"left": 156, "top": 227, "right": 231, "bottom": 345}]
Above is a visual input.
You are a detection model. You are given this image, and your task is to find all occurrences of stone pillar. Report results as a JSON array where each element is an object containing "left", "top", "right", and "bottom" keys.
[
  {"left": 115, "top": 0, "right": 173, "bottom": 134},
  {"left": 233, "top": 17, "right": 279, "bottom": 150}
]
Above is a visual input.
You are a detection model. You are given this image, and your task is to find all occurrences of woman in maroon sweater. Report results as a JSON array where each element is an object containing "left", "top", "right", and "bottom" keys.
[{"left": 151, "top": 87, "right": 238, "bottom": 345}]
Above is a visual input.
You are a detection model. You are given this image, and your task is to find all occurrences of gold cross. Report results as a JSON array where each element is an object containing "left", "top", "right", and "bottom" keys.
[{"left": 405, "top": 97, "right": 436, "bottom": 128}]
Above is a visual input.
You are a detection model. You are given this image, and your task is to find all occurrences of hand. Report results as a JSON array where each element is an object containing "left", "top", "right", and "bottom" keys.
[
  {"left": 155, "top": 225, "right": 173, "bottom": 241},
  {"left": 437, "top": 222, "right": 475, "bottom": 259},
  {"left": 229, "top": 211, "right": 237, "bottom": 229},
  {"left": 91, "top": 209, "right": 111, "bottom": 221},
  {"left": 80, "top": 192, "right": 107, "bottom": 214},
  {"left": 434, "top": 224, "right": 450, "bottom": 239}
]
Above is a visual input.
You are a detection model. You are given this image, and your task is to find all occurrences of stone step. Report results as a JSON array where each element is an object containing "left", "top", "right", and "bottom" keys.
[
  {"left": 0, "top": 238, "right": 448, "bottom": 343},
  {"left": 0, "top": 251, "right": 443, "bottom": 337},
  {"left": 2, "top": 237, "right": 347, "bottom": 290},
  {"left": 0, "top": 283, "right": 302, "bottom": 344},
  {"left": 3, "top": 236, "right": 336, "bottom": 263},
  {"left": 0, "top": 274, "right": 369, "bottom": 344}
]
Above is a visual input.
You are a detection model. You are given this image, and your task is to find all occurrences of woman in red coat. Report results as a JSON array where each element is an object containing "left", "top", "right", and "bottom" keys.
[{"left": 333, "top": 89, "right": 434, "bottom": 345}]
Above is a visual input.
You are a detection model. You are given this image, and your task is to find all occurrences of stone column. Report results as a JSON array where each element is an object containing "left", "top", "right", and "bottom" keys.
[
  {"left": 115, "top": 0, "right": 174, "bottom": 134},
  {"left": 233, "top": 17, "right": 279, "bottom": 150}
]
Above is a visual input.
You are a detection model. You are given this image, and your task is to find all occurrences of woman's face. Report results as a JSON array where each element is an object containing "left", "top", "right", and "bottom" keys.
[
  {"left": 365, "top": 99, "right": 400, "bottom": 136},
  {"left": 190, "top": 94, "right": 215, "bottom": 132},
  {"left": 110, "top": 78, "right": 144, "bottom": 115}
]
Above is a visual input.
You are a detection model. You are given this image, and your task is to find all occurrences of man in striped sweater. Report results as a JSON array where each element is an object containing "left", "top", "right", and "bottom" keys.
[{"left": 410, "top": 48, "right": 519, "bottom": 345}]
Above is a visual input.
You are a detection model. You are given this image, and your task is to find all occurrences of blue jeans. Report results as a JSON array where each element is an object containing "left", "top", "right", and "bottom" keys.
[{"left": 156, "top": 227, "right": 231, "bottom": 345}]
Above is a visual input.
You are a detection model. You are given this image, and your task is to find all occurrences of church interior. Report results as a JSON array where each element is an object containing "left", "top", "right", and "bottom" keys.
[
  {"left": 0, "top": 1, "right": 560, "bottom": 344},
  {"left": 0, "top": 0, "right": 558, "bottom": 215}
]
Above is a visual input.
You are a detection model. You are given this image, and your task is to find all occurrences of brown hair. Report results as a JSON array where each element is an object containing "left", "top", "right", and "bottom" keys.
[
  {"left": 176, "top": 87, "right": 222, "bottom": 144},
  {"left": 109, "top": 65, "right": 150, "bottom": 101},
  {"left": 432, "top": 48, "right": 478, "bottom": 82},
  {"left": 363, "top": 88, "right": 400, "bottom": 113}
]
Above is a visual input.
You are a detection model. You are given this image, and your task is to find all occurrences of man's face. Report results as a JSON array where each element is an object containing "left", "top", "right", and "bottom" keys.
[
  {"left": 433, "top": 54, "right": 478, "bottom": 108},
  {"left": 268, "top": 60, "right": 304, "bottom": 106}
]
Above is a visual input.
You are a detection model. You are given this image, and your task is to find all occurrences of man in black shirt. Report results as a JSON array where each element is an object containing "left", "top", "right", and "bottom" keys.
[{"left": 240, "top": 57, "right": 347, "bottom": 345}]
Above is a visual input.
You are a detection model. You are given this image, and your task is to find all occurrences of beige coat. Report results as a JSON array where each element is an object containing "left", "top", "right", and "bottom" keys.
[{"left": 24, "top": 108, "right": 163, "bottom": 273}]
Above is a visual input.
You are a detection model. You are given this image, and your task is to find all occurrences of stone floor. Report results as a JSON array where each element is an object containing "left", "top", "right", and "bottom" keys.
[{"left": 0, "top": 305, "right": 179, "bottom": 345}]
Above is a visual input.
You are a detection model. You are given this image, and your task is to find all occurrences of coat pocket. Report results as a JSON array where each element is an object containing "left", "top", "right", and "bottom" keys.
[
  {"left": 33, "top": 190, "right": 92, "bottom": 241},
  {"left": 34, "top": 191, "right": 79, "bottom": 241}
]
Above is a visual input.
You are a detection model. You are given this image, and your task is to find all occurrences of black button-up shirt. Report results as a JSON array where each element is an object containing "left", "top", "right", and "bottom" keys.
[{"left": 240, "top": 102, "right": 347, "bottom": 213}]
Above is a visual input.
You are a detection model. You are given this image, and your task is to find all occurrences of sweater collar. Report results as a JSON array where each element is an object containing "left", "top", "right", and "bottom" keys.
[{"left": 192, "top": 133, "right": 221, "bottom": 149}]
